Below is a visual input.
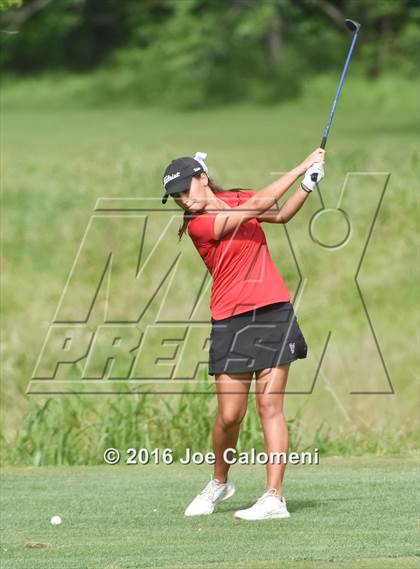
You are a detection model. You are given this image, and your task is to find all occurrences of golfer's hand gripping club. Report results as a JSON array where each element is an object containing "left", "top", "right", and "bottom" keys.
[
  {"left": 302, "top": 163, "right": 325, "bottom": 193},
  {"left": 310, "top": 142, "right": 327, "bottom": 183}
]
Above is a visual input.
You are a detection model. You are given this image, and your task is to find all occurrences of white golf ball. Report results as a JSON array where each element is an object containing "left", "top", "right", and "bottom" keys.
[{"left": 50, "top": 515, "right": 62, "bottom": 526}]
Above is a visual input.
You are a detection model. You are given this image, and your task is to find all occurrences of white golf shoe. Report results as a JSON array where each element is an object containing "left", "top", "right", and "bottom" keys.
[
  {"left": 184, "top": 477, "right": 235, "bottom": 516},
  {"left": 234, "top": 490, "right": 290, "bottom": 520}
]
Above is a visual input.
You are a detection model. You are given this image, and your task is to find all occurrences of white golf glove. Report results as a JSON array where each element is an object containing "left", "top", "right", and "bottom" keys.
[{"left": 301, "top": 162, "right": 325, "bottom": 192}]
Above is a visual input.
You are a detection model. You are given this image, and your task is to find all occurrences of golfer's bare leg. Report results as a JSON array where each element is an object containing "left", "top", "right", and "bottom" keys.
[
  {"left": 212, "top": 371, "right": 252, "bottom": 483},
  {"left": 255, "top": 363, "right": 290, "bottom": 496}
]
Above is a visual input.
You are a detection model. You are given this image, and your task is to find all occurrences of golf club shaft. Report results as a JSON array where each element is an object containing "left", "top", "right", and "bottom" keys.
[{"left": 311, "top": 23, "right": 360, "bottom": 181}]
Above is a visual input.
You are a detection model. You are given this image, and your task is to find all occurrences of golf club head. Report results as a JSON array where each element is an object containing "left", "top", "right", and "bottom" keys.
[{"left": 345, "top": 19, "right": 361, "bottom": 32}]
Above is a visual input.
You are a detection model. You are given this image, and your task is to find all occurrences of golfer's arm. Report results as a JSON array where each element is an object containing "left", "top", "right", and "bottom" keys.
[
  {"left": 257, "top": 185, "right": 311, "bottom": 224},
  {"left": 213, "top": 166, "right": 303, "bottom": 240},
  {"left": 248, "top": 166, "right": 303, "bottom": 214}
]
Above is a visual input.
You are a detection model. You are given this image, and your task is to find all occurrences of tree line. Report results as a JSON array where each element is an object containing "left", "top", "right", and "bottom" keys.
[{"left": 1, "top": 0, "right": 418, "bottom": 107}]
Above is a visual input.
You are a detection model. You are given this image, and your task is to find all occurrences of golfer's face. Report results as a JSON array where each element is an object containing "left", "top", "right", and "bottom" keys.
[{"left": 172, "top": 176, "right": 205, "bottom": 212}]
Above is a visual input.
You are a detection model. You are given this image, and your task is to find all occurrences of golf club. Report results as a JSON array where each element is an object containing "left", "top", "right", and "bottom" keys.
[{"left": 311, "top": 18, "right": 361, "bottom": 182}]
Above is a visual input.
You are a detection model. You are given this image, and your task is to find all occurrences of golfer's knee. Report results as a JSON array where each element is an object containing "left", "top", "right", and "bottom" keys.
[
  {"left": 257, "top": 402, "right": 284, "bottom": 422},
  {"left": 218, "top": 409, "right": 246, "bottom": 430}
]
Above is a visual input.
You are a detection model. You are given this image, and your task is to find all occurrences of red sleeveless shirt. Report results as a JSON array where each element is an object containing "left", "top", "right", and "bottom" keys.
[{"left": 187, "top": 190, "right": 292, "bottom": 320}]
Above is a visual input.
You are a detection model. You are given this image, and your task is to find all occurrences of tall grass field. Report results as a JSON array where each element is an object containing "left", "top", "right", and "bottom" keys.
[
  {"left": 2, "top": 75, "right": 418, "bottom": 465},
  {"left": 1, "top": 72, "right": 419, "bottom": 569}
]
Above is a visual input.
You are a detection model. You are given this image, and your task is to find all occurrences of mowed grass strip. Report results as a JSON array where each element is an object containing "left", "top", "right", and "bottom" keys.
[{"left": 1, "top": 458, "right": 418, "bottom": 569}]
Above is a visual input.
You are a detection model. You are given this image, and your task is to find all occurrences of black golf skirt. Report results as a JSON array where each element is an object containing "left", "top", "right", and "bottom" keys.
[{"left": 208, "top": 301, "right": 308, "bottom": 376}]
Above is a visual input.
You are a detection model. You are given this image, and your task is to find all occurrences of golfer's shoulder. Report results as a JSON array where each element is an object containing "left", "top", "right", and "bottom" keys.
[
  {"left": 188, "top": 212, "right": 216, "bottom": 243},
  {"left": 220, "top": 188, "right": 256, "bottom": 206},
  {"left": 237, "top": 188, "right": 256, "bottom": 203},
  {"left": 187, "top": 189, "right": 257, "bottom": 242}
]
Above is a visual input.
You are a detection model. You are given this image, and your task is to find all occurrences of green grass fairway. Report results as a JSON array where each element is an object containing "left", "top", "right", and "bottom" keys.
[{"left": 1, "top": 458, "right": 418, "bottom": 569}]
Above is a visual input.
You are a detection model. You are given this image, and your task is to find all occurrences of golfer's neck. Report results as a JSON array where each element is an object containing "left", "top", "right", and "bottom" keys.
[{"left": 204, "top": 193, "right": 230, "bottom": 211}]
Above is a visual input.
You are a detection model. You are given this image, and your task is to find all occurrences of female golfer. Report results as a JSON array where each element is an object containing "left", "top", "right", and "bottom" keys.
[{"left": 161, "top": 148, "right": 325, "bottom": 520}]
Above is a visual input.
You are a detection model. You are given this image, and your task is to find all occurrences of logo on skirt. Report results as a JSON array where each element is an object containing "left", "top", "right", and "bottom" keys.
[{"left": 289, "top": 342, "right": 295, "bottom": 354}]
